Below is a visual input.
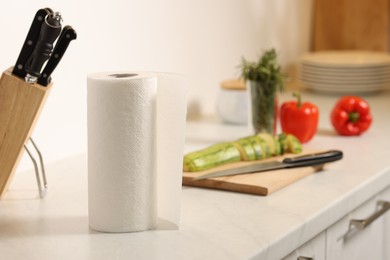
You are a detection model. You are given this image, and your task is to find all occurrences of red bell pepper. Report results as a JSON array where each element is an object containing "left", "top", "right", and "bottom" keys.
[
  {"left": 330, "top": 96, "right": 372, "bottom": 136},
  {"left": 280, "top": 92, "right": 319, "bottom": 143}
]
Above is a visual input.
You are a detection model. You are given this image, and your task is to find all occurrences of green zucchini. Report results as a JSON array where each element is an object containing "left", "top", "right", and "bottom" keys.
[
  {"left": 183, "top": 142, "right": 241, "bottom": 172},
  {"left": 278, "top": 133, "right": 288, "bottom": 154},
  {"left": 257, "top": 133, "right": 277, "bottom": 156},
  {"left": 234, "top": 138, "right": 256, "bottom": 161},
  {"left": 258, "top": 137, "right": 271, "bottom": 158},
  {"left": 286, "top": 134, "right": 302, "bottom": 154},
  {"left": 273, "top": 136, "right": 282, "bottom": 156},
  {"left": 183, "top": 133, "right": 302, "bottom": 172},
  {"left": 243, "top": 136, "right": 264, "bottom": 160}
]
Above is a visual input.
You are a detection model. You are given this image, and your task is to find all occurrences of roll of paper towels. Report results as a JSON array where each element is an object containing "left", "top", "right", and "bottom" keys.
[{"left": 87, "top": 72, "right": 187, "bottom": 232}]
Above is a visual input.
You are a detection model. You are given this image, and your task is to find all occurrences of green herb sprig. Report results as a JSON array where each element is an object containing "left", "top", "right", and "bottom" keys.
[
  {"left": 239, "top": 48, "right": 284, "bottom": 134},
  {"left": 239, "top": 48, "right": 284, "bottom": 92}
]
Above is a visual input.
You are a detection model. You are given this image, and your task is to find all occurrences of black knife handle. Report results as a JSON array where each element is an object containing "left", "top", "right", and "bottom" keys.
[
  {"left": 283, "top": 150, "right": 343, "bottom": 168},
  {"left": 37, "top": 25, "right": 77, "bottom": 86},
  {"left": 25, "top": 12, "right": 62, "bottom": 81},
  {"left": 12, "top": 8, "right": 52, "bottom": 79}
]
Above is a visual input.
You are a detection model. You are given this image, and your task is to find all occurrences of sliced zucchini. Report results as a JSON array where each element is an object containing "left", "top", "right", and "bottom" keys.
[
  {"left": 278, "top": 133, "right": 287, "bottom": 154},
  {"left": 234, "top": 138, "right": 256, "bottom": 161},
  {"left": 286, "top": 134, "right": 302, "bottom": 154},
  {"left": 183, "top": 133, "right": 303, "bottom": 172},
  {"left": 183, "top": 142, "right": 241, "bottom": 172},
  {"left": 258, "top": 137, "right": 271, "bottom": 158},
  {"left": 257, "top": 133, "right": 278, "bottom": 156},
  {"left": 273, "top": 136, "right": 282, "bottom": 156},
  {"left": 243, "top": 136, "right": 264, "bottom": 160}
]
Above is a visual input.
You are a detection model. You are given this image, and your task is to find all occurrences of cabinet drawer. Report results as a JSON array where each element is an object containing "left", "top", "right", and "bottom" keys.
[
  {"left": 326, "top": 195, "right": 390, "bottom": 260},
  {"left": 282, "top": 232, "right": 325, "bottom": 260},
  {"left": 379, "top": 186, "right": 390, "bottom": 260}
]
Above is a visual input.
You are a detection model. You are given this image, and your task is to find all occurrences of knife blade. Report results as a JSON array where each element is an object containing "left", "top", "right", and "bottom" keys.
[{"left": 194, "top": 150, "right": 343, "bottom": 180}]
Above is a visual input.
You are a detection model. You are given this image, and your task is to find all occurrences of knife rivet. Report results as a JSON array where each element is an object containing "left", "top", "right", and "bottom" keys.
[
  {"left": 17, "top": 64, "right": 23, "bottom": 70},
  {"left": 27, "top": 40, "right": 33, "bottom": 46},
  {"left": 54, "top": 54, "right": 59, "bottom": 59},
  {"left": 38, "top": 16, "right": 43, "bottom": 21},
  {"left": 66, "top": 34, "right": 70, "bottom": 39},
  {"left": 42, "top": 73, "right": 47, "bottom": 78}
]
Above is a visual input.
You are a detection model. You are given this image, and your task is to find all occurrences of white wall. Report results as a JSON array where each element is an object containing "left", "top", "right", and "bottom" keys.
[{"left": 0, "top": 0, "right": 313, "bottom": 171}]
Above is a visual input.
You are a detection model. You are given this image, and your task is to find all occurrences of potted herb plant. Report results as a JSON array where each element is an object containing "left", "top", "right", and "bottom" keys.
[{"left": 240, "top": 48, "right": 284, "bottom": 134}]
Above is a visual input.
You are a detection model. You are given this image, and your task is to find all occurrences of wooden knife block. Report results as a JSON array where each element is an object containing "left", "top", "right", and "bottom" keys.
[{"left": 0, "top": 68, "right": 52, "bottom": 198}]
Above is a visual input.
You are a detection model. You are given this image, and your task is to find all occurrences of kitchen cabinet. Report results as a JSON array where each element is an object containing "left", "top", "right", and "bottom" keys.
[
  {"left": 281, "top": 186, "right": 390, "bottom": 260},
  {"left": 326, "top": 189, "right": 389, "bottom": 260},
  {"left": 282, "top": 232, "right": 326, "bottom": 260},
  {"left": 380, "top": 187, "right": 390, "bottom": 260},
  {"left": 313, "top": 0, "right": 390, "bottom": 51}
]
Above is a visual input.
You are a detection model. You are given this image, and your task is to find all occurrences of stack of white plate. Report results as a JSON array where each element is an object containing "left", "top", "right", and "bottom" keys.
[{"left": 299, "top": 51, "right": 390, "bottom": 94}]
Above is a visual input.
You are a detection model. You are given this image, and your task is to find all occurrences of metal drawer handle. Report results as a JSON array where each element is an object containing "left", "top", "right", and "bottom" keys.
[
  {"left": 297, "top": 257, "right": 314, "bottom": 260},
  {"left": 339, "top": 200, "right": 390, "bottom": 241}
]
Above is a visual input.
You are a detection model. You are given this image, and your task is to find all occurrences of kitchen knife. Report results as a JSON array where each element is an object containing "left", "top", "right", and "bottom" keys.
[
  {"left": 37, "top": 25, "right": 77, "bottom": 86},
  {"left": 12, "top": 8, "right": 52, "bottom": 79},
  {"left": 12, "top": 8, "right": 76, "bottom": 85},
  {"left": 25, "top": 11, "right": 62, "bottom": 83},
  {"left": 194, "top": 150, "right": 343, "bottom": 180}
]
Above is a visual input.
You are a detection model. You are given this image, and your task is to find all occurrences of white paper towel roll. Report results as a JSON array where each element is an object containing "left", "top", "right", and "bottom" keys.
[
  {"left": 87, "top": 72, "right": 187, "bottom": 232},
  {"left": 155, "top": 73, "right": 187, "bottom": 228}
]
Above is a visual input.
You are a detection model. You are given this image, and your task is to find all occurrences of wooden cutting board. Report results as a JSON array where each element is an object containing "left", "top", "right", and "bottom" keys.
[{"left": 182, "top": 150, "right": 324, "bottom": 196}]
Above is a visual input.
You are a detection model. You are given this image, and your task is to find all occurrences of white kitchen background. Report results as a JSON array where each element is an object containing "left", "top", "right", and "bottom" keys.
[{"left": 0, "top": 0, "right": 312, "bottom": 171}]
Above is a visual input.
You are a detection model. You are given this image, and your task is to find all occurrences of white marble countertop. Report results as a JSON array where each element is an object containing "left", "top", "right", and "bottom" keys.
[{"left": 1, "top": 90, "right": 390, "bottom": 260}]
